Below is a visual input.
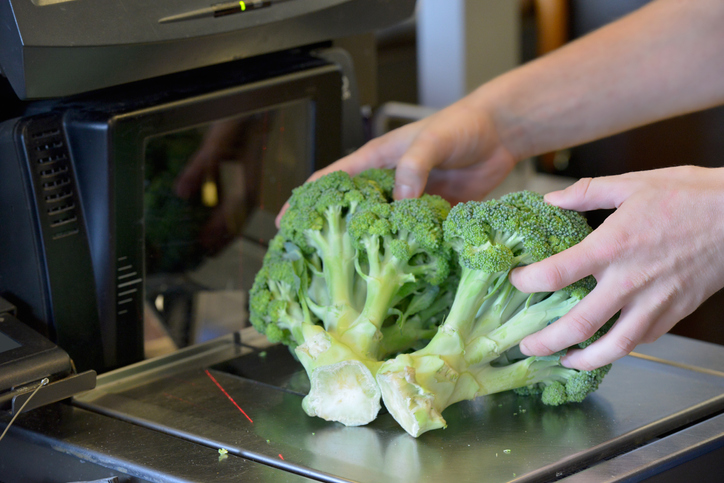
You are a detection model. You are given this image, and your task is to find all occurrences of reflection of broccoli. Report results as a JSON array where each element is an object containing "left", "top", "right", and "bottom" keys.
[
  {"left": 376, "top": 192, "right": 611, "bottom": 437},
  {"left": 144, "top": 132, "right": 210, "bottom": 274},
  {"left": 249, "top": 169, "right": 453, "bottom": 426}
]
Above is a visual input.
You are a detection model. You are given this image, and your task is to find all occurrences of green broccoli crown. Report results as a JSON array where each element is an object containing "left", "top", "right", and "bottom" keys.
[
  {"left": 500, "top": 191, "right": 592, "bottom": 258},
  {"left": 444, "top": 193, "right": 595, "bottom": 299},
  {"left": 279, "top": 170, "right": 388, "bottom": 253},
  {"left": 539, "top": 364, "right": 612, "bottom": 405},
  {"left": 443, "top": 199, "right": 538, "bottom": 272},
  {"left": 347, "top": 194, "right": 452, "bottom": 285},
  {"left": 390, "top": 194, "right": 450, "bottom": 253},
  {"left": 347, "top": 203, "right": 394, "bottom": 244},
  {"left": 249, "top": 237, "right": 304, "bottom": 347},
  {"left": 355, "top": 168, "right": 396, "bottom": 200},
  {"left": 512, "top": 358, "right": 612, "bottom": 406}
]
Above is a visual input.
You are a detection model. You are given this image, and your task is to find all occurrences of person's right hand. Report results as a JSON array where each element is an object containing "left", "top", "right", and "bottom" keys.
[{"left": 277, "top": 99, "right": 519, "bottom": 226}]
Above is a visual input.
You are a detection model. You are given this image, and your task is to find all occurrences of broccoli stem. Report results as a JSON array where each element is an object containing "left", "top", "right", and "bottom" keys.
[
  {"left": 416, "top": 267, "right": 505, "bottom": 357},
  {"left": 464, "top": 290, "right": 581, "bottom": 365},
  {"left": 470, "top": 282, "right": 533, "bottom": 336},
  {"left": 305, "top": 207, "right": 360, "bottom": 333},
  {"left": 378, "top": 319, "right": 438, "bottom": 358},
  {"left": 295, "top": 328, "right": 383, "bottom": 426},
  {"left": 454, "top": 357, "right": 563, "bottom": 403}
]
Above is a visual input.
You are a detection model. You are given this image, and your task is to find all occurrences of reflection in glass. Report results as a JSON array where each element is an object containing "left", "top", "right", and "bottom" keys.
[{"left": 143, "top": 101, "right": 312, "bottom": 352}]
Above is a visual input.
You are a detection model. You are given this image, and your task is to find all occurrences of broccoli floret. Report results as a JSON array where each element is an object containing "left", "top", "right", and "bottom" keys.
[
  {"left": 341, "top": 194, "right": 452, "bottom": 355},
  {"left": 251, "top": 169, "right": 453, "bottom": 426},
  {"left": 376, "top": 192, "right": 609, "bottom": 437}
]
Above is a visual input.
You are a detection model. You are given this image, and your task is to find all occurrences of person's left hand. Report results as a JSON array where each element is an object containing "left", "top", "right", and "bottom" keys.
[{"left": 510, "top": 165, "right": 724, "bottom": 370}]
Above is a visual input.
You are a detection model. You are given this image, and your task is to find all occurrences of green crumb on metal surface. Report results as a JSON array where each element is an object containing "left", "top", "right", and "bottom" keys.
[{"left": 218, "top": 448, "right": 229, "bottom": 462}]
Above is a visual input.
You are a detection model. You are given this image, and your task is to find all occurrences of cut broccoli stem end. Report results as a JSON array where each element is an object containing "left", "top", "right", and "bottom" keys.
[
  {"left": 376, "top": 353, "right": 466, "bottom": 437},
  {"left": 295, "top": 329, "right": 383, "bottom": 426},
  {"left": 301, "top": 358, "right": 383, "bottom": 426},
  {"left": 376, "top": 363, "right": 447, "bottom": 438}
]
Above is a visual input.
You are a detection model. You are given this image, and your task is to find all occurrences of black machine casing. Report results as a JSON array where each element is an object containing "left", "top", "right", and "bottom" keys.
[
  {"left": 0, "top": 51, "right": 348, "bottom": 373},
  {"left": 0, "top": 0, "right": 415, "bottom": 99}
]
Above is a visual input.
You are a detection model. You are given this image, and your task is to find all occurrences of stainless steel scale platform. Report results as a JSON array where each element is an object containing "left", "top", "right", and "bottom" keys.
[{"left": 2, "top": 332, "right": 723, "bottom": 482}]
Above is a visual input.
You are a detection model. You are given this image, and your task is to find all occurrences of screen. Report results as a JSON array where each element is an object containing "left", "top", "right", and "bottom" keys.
[
  {"left": 0, "top": 330, "right": 21, "bottom": 354},
  {"left": 143, "top": 100, "right": 312, "bottom": 350}
]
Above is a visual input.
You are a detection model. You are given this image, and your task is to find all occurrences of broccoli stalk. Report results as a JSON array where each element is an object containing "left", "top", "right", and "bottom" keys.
[
  {"left": 376, "top": 192, "right": 609, "bottom": 437},
  {"left": 250, "top": 170, "right": 452, "bottom": 426}
]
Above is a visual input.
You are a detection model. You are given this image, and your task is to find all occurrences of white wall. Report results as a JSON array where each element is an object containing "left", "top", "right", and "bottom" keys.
[{"left": 417, "top": 0, "right": 521, "bottom": 108}]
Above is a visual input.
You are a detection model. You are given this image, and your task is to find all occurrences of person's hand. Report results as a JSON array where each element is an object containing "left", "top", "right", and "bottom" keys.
[
  {"left": 276, "top": 100, "right": 519, "bottom": 226},
  {"left": 511, "top": 166, "right": 724, "bottom": 370}
]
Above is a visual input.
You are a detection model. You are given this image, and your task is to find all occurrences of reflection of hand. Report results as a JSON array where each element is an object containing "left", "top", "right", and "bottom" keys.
[
  {"left": 174, "top": 119, "right": 263, "bottom": 253},
  {"left": 175, "top": 119, "right": 248, "bottom": 200},
  {"left": 276, "top": 101, "right": 518, "bottom": 226},
  {"left": 511, "top": 166, "right": 724, "bottom": 370}
]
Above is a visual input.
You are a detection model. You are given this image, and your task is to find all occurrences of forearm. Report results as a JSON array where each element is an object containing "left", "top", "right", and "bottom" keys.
[{"left": 471, "top": 0, "right": 724, "bottom": 161}]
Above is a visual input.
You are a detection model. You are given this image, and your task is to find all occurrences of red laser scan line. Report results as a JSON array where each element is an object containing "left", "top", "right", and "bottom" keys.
[{"left": 205, "top": 369, "right": 254, "bottom": 424}]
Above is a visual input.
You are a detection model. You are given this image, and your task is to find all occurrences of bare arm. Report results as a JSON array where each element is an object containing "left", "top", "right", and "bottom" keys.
[
  {"left": 297, "top": 0, "right": 724, "bottom": 204},
  {"left": 484, "top": 0, "right": 724, "bottom": 161}
]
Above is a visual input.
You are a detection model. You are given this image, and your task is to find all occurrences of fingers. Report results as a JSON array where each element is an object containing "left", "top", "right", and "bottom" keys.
[
  {"left": 275, "top": 123, "right": 431, "bottom": 227},
  {"left": 176, "top": 151, "right": 212, "bottom": 199},
  {"left": 544, "top": 175, "right": 633, "bottom": 211},
  {"left": 560, "top": 304, "right": 677, "bottom": 370},
  {"left": 518, "top": 281, "right": 623, "bottom": 357},
  {"left": 520, "top": 272, "right": 684, "bottom": 370},
  {"left": 509, "top": 238, "right": 601, "bottom": 294}
]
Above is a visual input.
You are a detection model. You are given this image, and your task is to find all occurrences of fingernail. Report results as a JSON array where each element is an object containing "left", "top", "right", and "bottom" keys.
[
  {"left": 543, "top": 192, "right": 558, "bottom": 204},
  {"left": 518, "top": 341, "right": 531, "bottom": 356},
  {"left": 560, "top": 356, "right": 573, "bottom": 368},
  {"left": 394, "top": 184, "right": 415, "bottom": 199}
]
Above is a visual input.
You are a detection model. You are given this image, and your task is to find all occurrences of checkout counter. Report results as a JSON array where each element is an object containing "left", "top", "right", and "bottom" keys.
[{"left": 0, "top": 328, "right": 723, "bottom": 482}]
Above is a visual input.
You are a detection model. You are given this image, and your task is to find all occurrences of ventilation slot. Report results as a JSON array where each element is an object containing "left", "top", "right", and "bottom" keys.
[
  {"left": 31, "top": 128, "right": 61, "bottom": 139},
  {"left": 49, "top": 215, "right": 78, "bottom": 227},
  {"left": 52, "top": 229, "right": 80, "bottom": 240},
  {"left": 40, "top": 165, "right": 69, "bottom": 178},
  {"left": 42, "top": 177, "right": 72, "bottom": 190},
  {"left": 25, "top": 117, "right": 82, "bottom": 241},
  {"left": 47, "top": 202, "right": 75, "bottom": 215},
  {"left": 37, "top": 153, "right": 68, "bottom": 165},
  {"left": 36, "top": 140, "right": 64, "bottom": 151},
  {"left": 45, "top": 190, "right": 73, "bottom": 203}
]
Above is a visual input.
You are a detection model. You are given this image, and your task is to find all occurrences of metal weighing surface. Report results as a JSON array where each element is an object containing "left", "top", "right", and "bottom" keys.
[
  {"left": 0, "top": 404, "right": 316, "bottom": 483},
  {"left": 63, "top": 332, "right": 724, "bottom": 483}
]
